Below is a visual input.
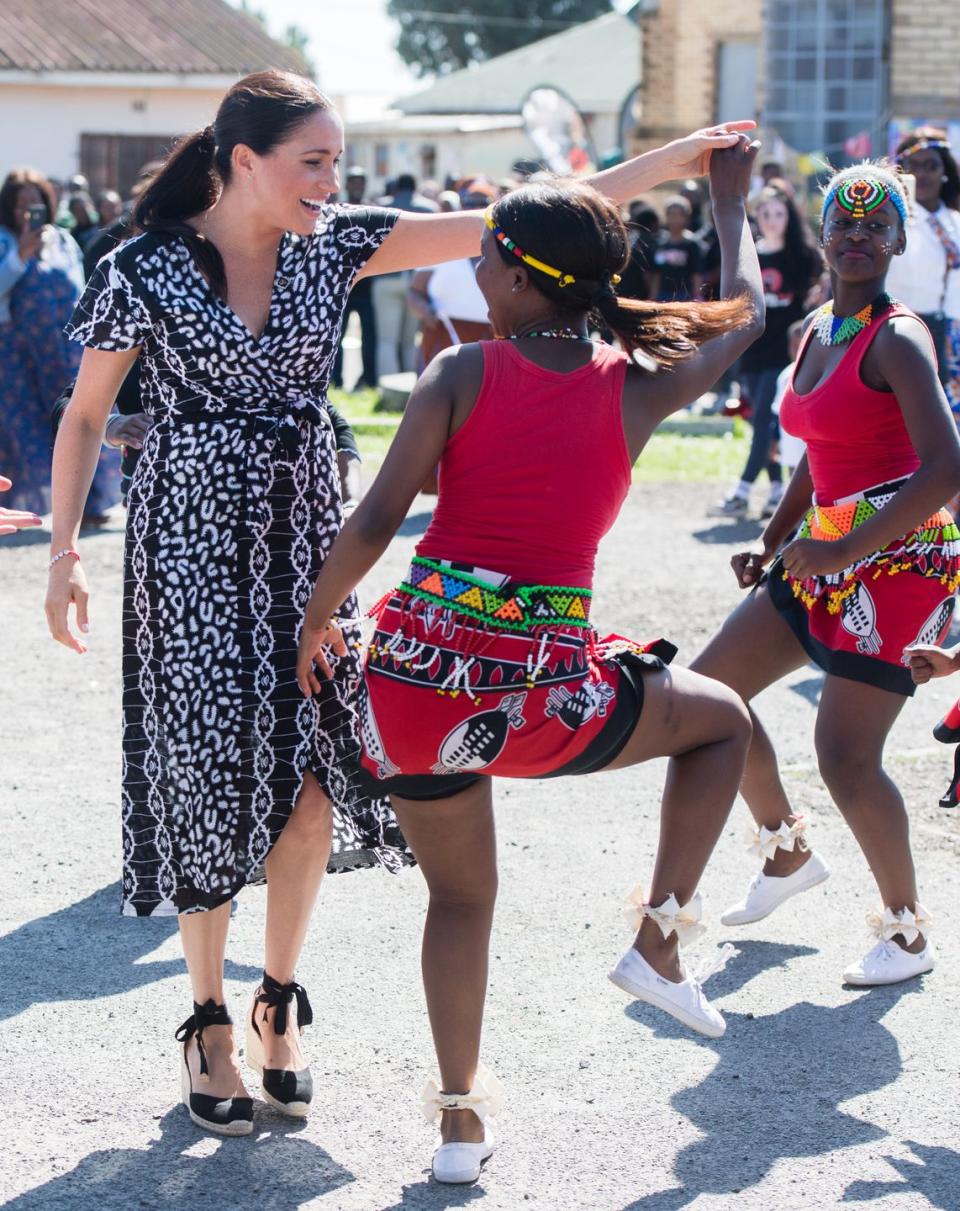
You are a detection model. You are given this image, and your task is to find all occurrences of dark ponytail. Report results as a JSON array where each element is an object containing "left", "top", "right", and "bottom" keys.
[
  {"left": 133, "top": 71, "right": 331, "bottom": 299},
  {"left": 491, "top": 181, "right": 754, "bottom": 369}
]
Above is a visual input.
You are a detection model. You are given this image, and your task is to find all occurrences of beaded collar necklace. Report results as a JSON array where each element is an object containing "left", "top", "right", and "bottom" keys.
[
  {"left": 811, "top": 292, "right": 892, "bottom": 347},
  {"left": 507, "top": 327, "right": 591, "bottom": 341}
]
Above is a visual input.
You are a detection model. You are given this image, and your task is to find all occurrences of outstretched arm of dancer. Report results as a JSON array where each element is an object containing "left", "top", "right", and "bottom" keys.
[
  {"left": 357, "top": 124, "right": 756, "bottom": 277},
  {"left": 45, "top": 346, "right": 139, "bottom": 653},
  {"left": 621, "top": 136, "right": 765, "bottom": 451},
  {"left": 295, "top": 347, "right": 473, "bottom": 693},
  {"left": 779, "top": 319, "right": 960, "bottom": 581}
]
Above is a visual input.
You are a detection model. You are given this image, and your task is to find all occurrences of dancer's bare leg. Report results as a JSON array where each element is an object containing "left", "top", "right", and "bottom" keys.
[
  {"left": 179, "top": 901, "right": 249, "bottom": 1099},
  {"left": 691, "top": 587, "right": 810, "bottom": 875},
  {"left": 390, "top": 781, "right": 497, "bottom": 1148},
  {"left": 259, "top": 770, "right": 333, "bottom": 1068},
  {"left": 814, "top": 675, "right": 920, "bottom": 950},
  {"left": 600, "top": 665, "right": 751, "bottom": 980}
]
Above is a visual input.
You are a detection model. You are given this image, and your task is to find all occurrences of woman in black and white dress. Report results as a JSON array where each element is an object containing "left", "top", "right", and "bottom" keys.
[{"left": 45, "top": 69, "right": 751, "bottom": 1136}]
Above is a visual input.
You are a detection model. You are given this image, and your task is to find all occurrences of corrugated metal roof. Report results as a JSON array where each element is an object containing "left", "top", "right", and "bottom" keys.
[
  {"left": 396, "top": 10, "right": 640, "bottom": 117},
  {"left": 0, "top": 0, "right": 309, "bottom": 75}
]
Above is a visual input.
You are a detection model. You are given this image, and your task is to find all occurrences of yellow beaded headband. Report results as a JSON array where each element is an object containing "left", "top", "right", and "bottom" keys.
[
  {"left": 484, "top": 209, "right": 621, "bottom": 290},
  {"left": 484, "top": 209, "right": 577, "bottom": 287}
]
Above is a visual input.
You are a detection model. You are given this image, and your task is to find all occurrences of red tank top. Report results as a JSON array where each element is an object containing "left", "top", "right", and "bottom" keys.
[
  {"left": 779, "top": 303, "right": 922, "bottom": 503},
  {"left": 417, "top": 340, "right": 632, "bottom": 587}
]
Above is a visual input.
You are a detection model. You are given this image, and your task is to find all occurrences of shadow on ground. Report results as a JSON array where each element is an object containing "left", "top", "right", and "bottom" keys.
[
  {"left": 618, "top": 941, "right": 920, "bottom": 1208},
  {"left": 842, "top": 1139, "right": 960, "bottom": 1210},
  {"left": 2, "top": 1108, "right": 353, "bottom": 1209},
  {"left": 690, "top": 519, "right": 764, "bottom": 547},
  {"left": 0, "top": 883, "right": 259, "bottom": 1022},
  {"left": 788, "top": 671, "right": 825, "bottom": 707}
]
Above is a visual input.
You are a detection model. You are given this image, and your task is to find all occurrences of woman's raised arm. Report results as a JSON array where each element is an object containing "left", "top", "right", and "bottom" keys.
[{"left": 358, "top": 122, "right": 756, "bottom": 278}]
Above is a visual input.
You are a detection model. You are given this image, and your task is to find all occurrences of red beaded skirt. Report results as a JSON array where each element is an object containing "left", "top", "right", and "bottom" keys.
[
  {"left": 356, "top": 558, "right": 675, "bottom": 799},
  {"left": 767, "top": 477, "right": 960, "bottom": 696}
]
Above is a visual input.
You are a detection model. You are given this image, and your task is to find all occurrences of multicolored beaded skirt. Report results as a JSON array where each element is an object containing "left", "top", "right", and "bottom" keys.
[
  {"left": 767, "top": 476, "right": 960, "bottom": 695},
  {"left": 356, "top": 557, "right": 676, "bottom": 799}
]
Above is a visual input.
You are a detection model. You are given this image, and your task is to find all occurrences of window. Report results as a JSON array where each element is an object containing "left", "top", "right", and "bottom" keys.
[
  {"left": 80, "top": 133, "right": 179, "bottom": 197},
  {"left": 374, "top": 143, "right": 390, "bottom": 179},
  {"left": 763, "top": 0, "right": 888, "bottom": 159}
]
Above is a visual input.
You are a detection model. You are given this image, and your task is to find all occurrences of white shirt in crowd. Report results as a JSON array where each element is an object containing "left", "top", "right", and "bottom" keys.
[
  {"left": 422, "top": 258, "right": 490, "bottom": 324},
  {"left": 885, "top": 204, "right": 960, "bottom": 319}
]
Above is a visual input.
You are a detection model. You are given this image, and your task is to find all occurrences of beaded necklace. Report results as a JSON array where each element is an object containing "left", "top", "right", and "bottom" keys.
[
  {"left": 811, "top": 292, "right": 892, "bottom": 347},
  {"left": 507, "top": 327, "right": 591, "bottom": 341}
]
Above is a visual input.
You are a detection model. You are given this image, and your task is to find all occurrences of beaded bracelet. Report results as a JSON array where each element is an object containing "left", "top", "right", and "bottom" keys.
[{"left": 49, "top": 547, "right": 80, "bottom": 569}]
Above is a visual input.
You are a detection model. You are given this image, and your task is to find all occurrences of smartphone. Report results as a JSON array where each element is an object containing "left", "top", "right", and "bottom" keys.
[{"left": 27, "top": 203, "right": 47, "bottom": 231}]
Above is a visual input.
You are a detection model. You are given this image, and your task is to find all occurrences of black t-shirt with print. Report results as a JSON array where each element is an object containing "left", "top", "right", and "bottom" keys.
[
  {"left": 741, "top": 246, "right": 817, "bottom": 371},
  {"left": 653, "top": 232, "right": 704, "bottom": 300}
]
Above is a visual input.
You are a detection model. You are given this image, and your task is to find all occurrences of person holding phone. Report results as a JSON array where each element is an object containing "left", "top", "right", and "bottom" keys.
[{"left": 0, "top": 168, "right": 119, "bottom": 519}]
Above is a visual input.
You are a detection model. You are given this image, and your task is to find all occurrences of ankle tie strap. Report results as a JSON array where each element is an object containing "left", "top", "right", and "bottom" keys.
[
  {"left": 254, "top": 973, "right": 314, "bottom": 1037},
  {"left": 747, "top": 815, "right": 808, "bottom": 863},
  {"left": 175, "top": 999, "right": 232, "bottom": 1076},
  {"left": 421, "top": 1065, "right": 504, "bottom": 1125},
  {"left": 866, "top": 903, "right": 932, "bottom": 946},
  {"left": 623, "top": 885, "right": 707, "bottom": 948}
]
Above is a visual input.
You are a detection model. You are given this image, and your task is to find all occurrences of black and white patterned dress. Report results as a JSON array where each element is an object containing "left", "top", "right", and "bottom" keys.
[{"left": 66, "top": 205, "right": 412, "bottom": 918}]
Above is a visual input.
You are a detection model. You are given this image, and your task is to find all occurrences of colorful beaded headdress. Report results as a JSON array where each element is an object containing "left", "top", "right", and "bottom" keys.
[
  {"left": 822, "top": 176, "right": 907, "bottom": 225},
  {"left": 897, "top": 135, "right": 951, "bottom": 162},
  {"left": 485, "top": 209, "right": 577, "bottom": 288}
]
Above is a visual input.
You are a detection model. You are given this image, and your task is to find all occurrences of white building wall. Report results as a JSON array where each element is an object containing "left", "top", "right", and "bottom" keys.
[
  {"left": 0, "top": 78, "right": 228, "bottom": 179},
  {"left": 347, "top": 112, "right": 619, "bottom": 195}
]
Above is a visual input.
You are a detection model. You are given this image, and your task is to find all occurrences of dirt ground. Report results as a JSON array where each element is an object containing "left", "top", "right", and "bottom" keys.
[{"left": 1, "top": 482, "right": 958, "bottom": 1210}]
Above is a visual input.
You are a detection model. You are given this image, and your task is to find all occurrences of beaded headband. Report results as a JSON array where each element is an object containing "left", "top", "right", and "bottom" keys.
[
  {"left": 484, "top": 209, "right": 621, "bottom": 290},
  {"left": 485, "top": 210, "right": 577, "bottom": 287},
  {"left": 897, "top": 136, "right": 950, "bottom": 162},
  {"left": 822, "top": 177, "right": 907, "bottom": 225}
]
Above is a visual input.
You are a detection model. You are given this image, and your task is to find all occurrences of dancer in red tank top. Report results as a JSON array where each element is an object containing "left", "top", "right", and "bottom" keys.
[
  {"left": 296, "top": 140, "right": 764, "bottom": 1182},
  {"left": 693, "top": 164, "right": 960, "bottom": 989}
]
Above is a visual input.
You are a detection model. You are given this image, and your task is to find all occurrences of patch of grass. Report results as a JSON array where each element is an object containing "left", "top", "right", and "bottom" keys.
[
  {"left": 351, "top": 417, "right": 749, "bottom": 484},
  {"left": 631, "top": 431, "right": 750, "bottom": 483},
  {"left": 328, "top": 386, "right": 382, "bottom": 418}
]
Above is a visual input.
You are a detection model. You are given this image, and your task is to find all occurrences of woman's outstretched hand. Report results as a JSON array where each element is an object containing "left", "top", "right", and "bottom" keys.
[
  {"left": 709, "top": 134, "right": 761, "bottom": 203},
  {"left": 665, "top": 122, "right": 757, "bottom": 179},
  {"left": 296, "top": 619, "right": 348, "bottom": 696},
  {"left": 0, "top": 475, "right": 41, "bottom": 535}
]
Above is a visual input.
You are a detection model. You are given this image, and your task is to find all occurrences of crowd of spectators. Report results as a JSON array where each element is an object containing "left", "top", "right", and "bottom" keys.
[{"left": 2, "top": 132, "right": 959, "bottom": 530}]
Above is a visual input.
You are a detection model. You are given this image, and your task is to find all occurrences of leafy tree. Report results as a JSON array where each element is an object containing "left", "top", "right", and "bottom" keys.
[{"left": 387, "top": 0, "right": 615, "bottom": 76}]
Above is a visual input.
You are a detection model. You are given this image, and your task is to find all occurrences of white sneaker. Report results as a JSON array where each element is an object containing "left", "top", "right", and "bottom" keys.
[
  {"left": 843, "top": 939, "right": 936, "bottom": 986},
  {"left": 707, "top": 494, "right": 749, "bottom": 518},
  {"left": 432, "top": 1126, "right": 494, "bottom": 1183},
  {"left": 608, "top": 944, "right": 734, "bottom": 1039},
  {"left": 721, "top": 851, "right": 831, "bottom": 926}
]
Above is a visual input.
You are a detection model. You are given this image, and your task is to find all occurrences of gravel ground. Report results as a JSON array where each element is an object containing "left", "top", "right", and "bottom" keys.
[{"left": 1, "top": 483, "right": 959, "bottom": 1211}]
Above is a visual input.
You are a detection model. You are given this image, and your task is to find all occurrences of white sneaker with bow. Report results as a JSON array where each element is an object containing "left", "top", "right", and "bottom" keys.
[
  {"left": 844, "top": 903, "right": 935, "bottom": 986},
  {"left": 721, "top": 816, "right": 830, "bottom": 926},
  {"left": 421, "top": 1066, "right": 503, "bottom": 1184},
  {"left": 610, "top": 885, "right": 733, "bottom": 1038},
  {"left": 609, "top": 942, "right": 734, "bottom": 1038},
  {"left": 721, "top": 851, "right": 831, "bottom": 925}
]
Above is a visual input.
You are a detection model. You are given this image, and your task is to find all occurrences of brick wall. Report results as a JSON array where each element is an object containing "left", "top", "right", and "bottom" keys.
[
  {"left": 890, "top": 0, "right": 960, "bottom": 119},
  {"left": 634, "top": 0, "right": 762, "bottom": 155}
]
